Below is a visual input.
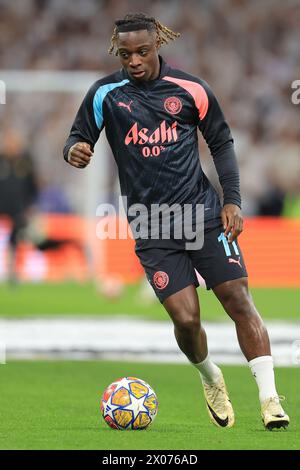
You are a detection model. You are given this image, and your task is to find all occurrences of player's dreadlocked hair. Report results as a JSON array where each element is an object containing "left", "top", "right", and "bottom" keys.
[{"left": 108, "top": 13, "right": 180, "bottom": 55}]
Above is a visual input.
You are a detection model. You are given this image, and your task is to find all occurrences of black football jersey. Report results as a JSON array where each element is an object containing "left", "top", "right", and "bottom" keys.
[{"left": 64, "top": 56, "right": 241, "bottom": 241}]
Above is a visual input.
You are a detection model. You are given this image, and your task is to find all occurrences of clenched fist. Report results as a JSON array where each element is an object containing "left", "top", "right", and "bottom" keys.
[{"left": 67, "top": 142, "right": 93, "bottom": 169}]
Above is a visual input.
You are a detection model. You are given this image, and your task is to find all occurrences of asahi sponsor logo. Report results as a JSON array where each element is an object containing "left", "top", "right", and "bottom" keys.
[{"left": 125, "top": 120, "right": 178, "bottom": 145}]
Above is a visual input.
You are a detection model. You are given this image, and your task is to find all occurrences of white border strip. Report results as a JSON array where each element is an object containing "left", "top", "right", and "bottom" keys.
[
  {"left": 1, "top": 318, "right": 300, "bottom": 366},
  {"left": 0, "top": 341, "right": 6, "bottom": 364}
]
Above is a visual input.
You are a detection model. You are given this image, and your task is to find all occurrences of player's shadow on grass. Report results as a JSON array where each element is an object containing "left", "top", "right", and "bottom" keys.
[{"left": 255, "top": 428, "right": 290, "bottom": 433}]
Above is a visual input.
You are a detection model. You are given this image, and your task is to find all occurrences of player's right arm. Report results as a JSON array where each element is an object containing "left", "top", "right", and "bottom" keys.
[{"left": 63, "top": 81, "right": 103, "bottom": 169}]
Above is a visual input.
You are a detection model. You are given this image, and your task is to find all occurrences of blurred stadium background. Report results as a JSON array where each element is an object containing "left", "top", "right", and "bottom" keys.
[{"left": 0, "top": 0, "right": 299, "bottom": 450}]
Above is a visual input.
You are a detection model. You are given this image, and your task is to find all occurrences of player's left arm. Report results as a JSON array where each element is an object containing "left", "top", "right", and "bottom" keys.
[{"left": 197, "top": 80, "right": 243, "bottom": 242}]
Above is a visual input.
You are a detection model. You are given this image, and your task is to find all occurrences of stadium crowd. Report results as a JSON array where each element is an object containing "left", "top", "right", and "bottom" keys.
[{"left": 0, "top": 0, "right": 299, "bottom": 216}]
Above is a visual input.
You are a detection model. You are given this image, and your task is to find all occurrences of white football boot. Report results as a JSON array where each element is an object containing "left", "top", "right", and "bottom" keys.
[
  {"left": 202, "top": 372, "right": 235, "bottom": 428},
  {"left": 261, "top": 396, "right": 289, "bottom": 430}
]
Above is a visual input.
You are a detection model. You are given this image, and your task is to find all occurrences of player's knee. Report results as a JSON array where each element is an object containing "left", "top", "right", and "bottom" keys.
[{"left": 174, "top": 309, "right": 201, "bottom": 333}]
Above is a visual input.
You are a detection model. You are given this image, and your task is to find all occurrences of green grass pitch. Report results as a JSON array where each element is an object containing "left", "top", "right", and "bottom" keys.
[
  {"left": 0, "top": 361, "right": 298, "bottom": 450},
  {"left": 0, "top": 282, "right": 300, "bottom": 320}
]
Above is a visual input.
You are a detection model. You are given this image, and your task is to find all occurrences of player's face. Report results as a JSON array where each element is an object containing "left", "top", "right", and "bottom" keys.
[{"left": 117, "top": 30, "right": 160, "bottom": 82}]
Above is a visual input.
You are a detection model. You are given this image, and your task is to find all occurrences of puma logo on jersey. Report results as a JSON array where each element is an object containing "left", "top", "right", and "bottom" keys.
[
  {"left": 125, "top": 121, "right": 178, "bottom": 145},
  {"left": 228, "top": 257, "right": 242, "bottom": 268},
  {"left": 118, "top": 100, "right": 133, "bottom": 112}
]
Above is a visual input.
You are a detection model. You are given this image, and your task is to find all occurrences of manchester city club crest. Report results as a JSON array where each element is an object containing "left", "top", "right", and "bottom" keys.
[{"left": 164, "top": 96, "right": 182, "bottom": 115}]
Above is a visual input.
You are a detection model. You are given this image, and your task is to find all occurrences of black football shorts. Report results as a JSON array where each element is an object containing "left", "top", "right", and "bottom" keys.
[{"left": 135, "top": 224, "right": 248, "bottom": 303}]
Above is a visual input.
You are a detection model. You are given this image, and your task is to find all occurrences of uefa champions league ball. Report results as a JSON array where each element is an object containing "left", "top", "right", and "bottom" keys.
[{"left": 100, "top": 377, "right": 158, "bottom": 430}]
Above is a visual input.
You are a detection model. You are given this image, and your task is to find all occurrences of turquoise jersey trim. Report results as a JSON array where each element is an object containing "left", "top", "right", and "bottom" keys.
[{"left": 93, "top": 79, "right": 129, "bottom": 129}]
